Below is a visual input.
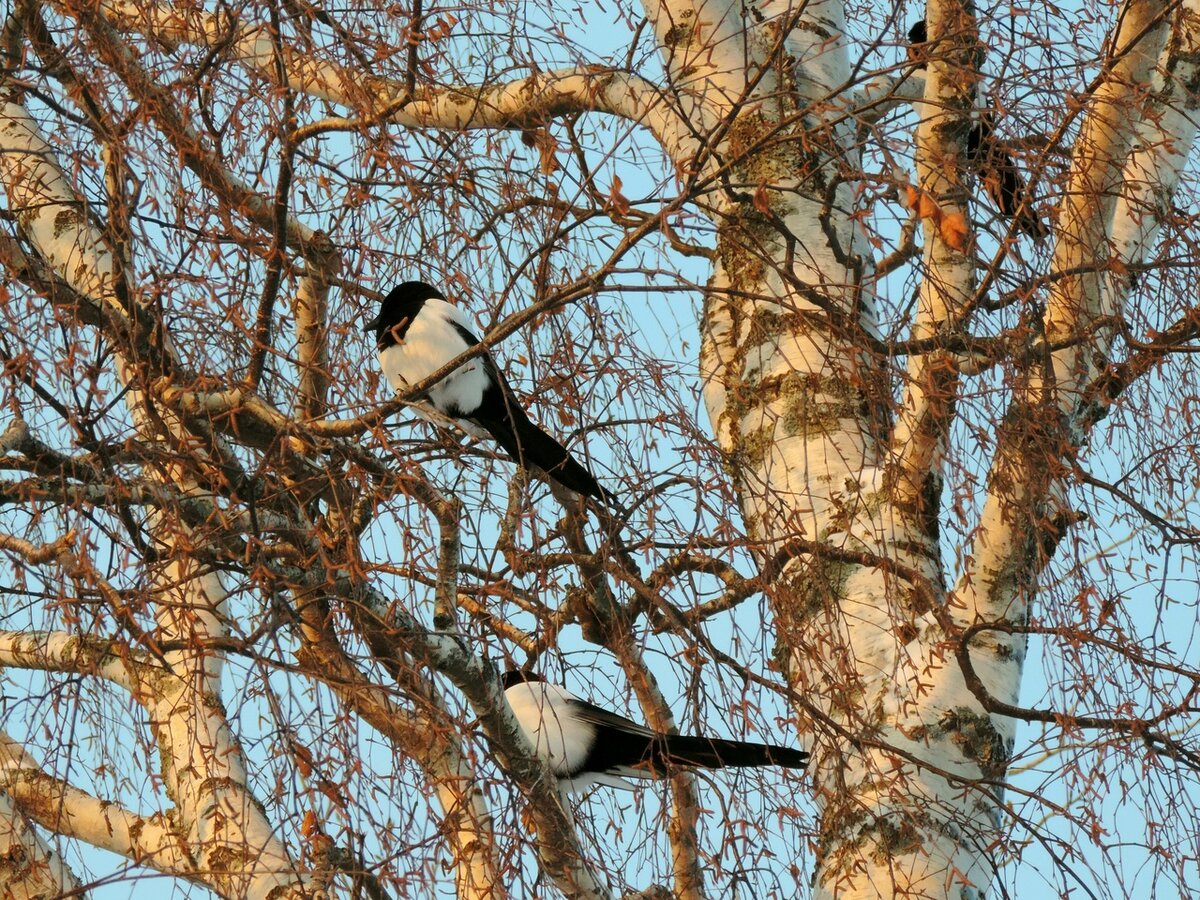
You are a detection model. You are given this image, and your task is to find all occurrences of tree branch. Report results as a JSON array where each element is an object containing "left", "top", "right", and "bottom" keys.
[
  {"left": 0, "top": 732, "right": 202, "bottom": 885},
  {"left": 1044, "top": 0, "right": 1172, "bottom": 404},
  {"left": 954, "top": 0, "right": 1174, "bottom": 668},
  {"left": 97, "top": 0, "right": 683, "bottom": 141},
  {"left": 289, "top": 587, "right": 507, "bottom": 900},
  {"left": 0, "top": 86, "right": 312, "bottom": 899},
  {"left": 332, "top": 575, "right": 610, "bottom": 899},
  {"left": 0, "top": 629, "right": 146, "bottom": 692},
  {"left": 294, "top": 237, "right": 339, "bottom": 419},
  {"left": 556, "top": 505, "right": 708, "bottom": 900},
  {"left": 886, "top": 0, "right": 979, "bottom": 550},
  {"left": 0, "top": 789, "right": 83, "bottom": 897},
  {"left": 67, "top": 1, "right": 322, "bottom": 258}
]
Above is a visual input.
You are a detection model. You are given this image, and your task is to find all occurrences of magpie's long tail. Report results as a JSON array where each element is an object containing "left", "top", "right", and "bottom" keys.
[
  {"left": 476, "top": 404, "right": 611, "bottom": 504},
  {"left": 655, "top": 734, "right": 810, "bottom": 771}
]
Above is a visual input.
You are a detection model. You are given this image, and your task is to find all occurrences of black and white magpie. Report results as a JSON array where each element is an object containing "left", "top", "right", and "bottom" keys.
[
  {"left": 906, "top": 20, "right": 1049, "bottom": 241},
  {"left": 502, "top": 670, "right": 808, "bottom": 801},
  {"left": 965, "top": 110, "right": 1050, "bottom": 240},
  {"left": 364, "top": 281, "right": 610, "bottom": 502}
]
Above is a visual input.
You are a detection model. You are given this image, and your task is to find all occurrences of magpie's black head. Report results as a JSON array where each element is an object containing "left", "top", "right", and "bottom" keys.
[
  {"left": 907, "top": 20, "right": 928, "bottom": 68},
  {"left": 363, "top": 281, "right": 445, "bottom": 346},
  {"left": 500, "top": 669, "right": 546, "bottom": 690}
]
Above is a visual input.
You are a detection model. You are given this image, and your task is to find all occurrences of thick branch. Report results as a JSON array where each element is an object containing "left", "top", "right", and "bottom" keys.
[
  {"left": 98, "top": 0, "right": 684, "bottom": 145},
  {"left": 887, "top": 0, "right": 979, "bottom": 541},
  {"left": 0, "top": 789, "right": 83, "bottom": 898},
  {"left": 0, "top": 734, "right": 201, "bottom": 885},
  {"left": 0, "top": 629, "right": 143, "bottom": 692},
  {"left": 956, "top": 0, "right": 1173, "bottom": 638},
  {"left": 1101, "top": 0, "right": 1200, "bottom": 335},
  {"left": 1044, "top": 0, "right": 1171, "bottom": 403},
  {"left": 294, "top": 237, "right": 339, "bottom": 419}
]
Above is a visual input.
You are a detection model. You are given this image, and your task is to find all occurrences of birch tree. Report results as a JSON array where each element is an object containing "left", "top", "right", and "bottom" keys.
[{"left": 0, "top": 0, "right": 1198, "bottom": 897}]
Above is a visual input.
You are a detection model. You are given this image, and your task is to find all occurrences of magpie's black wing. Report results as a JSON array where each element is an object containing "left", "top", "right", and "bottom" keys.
[
  {"left": 565, "top": 699, "right": 663, "bottom": 776},
  {"left": 569, "top": 699, "right": 808, "bottom": 773},
  {"left": 566, "top": 699, "right": 656, "bottom": 737},
  {"left": 446, "top": 322, "right": 610, "bottom": 502}
]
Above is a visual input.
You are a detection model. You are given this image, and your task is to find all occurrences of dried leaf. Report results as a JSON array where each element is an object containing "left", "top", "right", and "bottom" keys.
[
  {"left": 301, "top": 810, "right": 319, "bottom": 838},
  {"left": 939, "top": 211, "right": 970, "bottom": 252},
  {"left": 318, "top": 780, "right": 343, "bottom": 807},
  {"left": 915, "top": 191, "right": 940, "bottom": 221},
  {"left": 753, "top": 183, "right": 771, "bottom": 215},
  {"left": 537, "top": 132, "right": 559, "bottom": 176},
  {"left": 607, "top": 175, "right": 630, "bottom": 216},
  {"left": 294, "top": 745, "right": 314, "bottom": 778}
]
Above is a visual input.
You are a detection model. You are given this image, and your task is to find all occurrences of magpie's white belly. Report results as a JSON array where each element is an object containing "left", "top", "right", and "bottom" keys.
[
  {"left": 505, "top": 682, "right": 596, "bottom": 777},
  {"left": 377, "top": 308, "right": 490, "bottom": 430}
]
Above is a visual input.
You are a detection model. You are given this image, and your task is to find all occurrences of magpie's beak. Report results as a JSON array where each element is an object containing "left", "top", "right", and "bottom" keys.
[{"left": 362, "top": 313, "right": 382, "bottom": 332}]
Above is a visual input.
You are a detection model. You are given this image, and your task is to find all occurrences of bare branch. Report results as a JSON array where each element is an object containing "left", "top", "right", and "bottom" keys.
[
  {"left": 294, "top": 237, "right": 340, "bottom": 419},
  {"left": 66, "top": 2, "right": 322, "bottom": 258},
  {"left": 0, "top": 629, "right": 144, "bottom": 692},
  {"left": 331, "top": 575, "right": 610, "bottom": 899},
  {"left": 0, "top": 531, "right": 73, "bottom": 566}
]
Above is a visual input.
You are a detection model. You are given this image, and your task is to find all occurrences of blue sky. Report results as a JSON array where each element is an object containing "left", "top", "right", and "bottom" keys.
[{"left": 1, "top": 1, "right": 1198, "bottom": 897}]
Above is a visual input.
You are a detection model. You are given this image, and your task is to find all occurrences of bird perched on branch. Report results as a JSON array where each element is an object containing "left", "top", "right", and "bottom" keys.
[
  {"left": 502, "top": 670, "right": 808, "bottom": 804},
  {"left": 364, "top": 280, "right": 611, "bottom": 502},
  {"left": 907, "top": 20, "right": 1049, "bottom": 241}
]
